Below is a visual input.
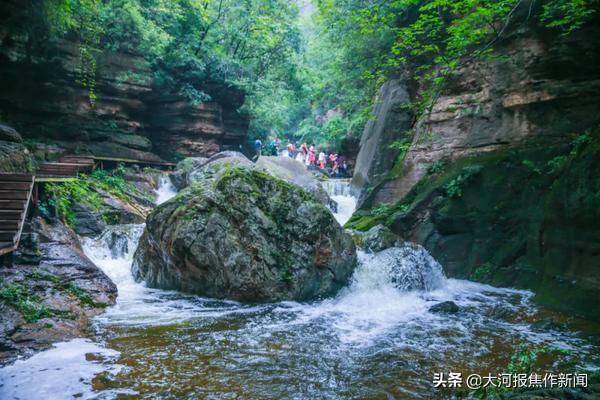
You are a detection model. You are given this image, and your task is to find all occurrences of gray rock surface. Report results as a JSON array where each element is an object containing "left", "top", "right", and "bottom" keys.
[
  {"left": 361, "top": 224, "right": 403, "bottom": 252},
  {"left": 350, "top": 79, "right": 414, "bottom": 206},
  {"left": 171, "top": 157, "right": 209, "bottom": 190},
  {"left": 429, "top": 301, "right": 459, "bottom": 314},
  {"left": 255, "top": 156, "right": 331, "bottom": 205}
]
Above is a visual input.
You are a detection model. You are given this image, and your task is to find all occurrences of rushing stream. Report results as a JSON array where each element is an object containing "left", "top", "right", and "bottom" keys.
[
  {"left": 1, "top": 178, "right": 598, "bottom": 399},
  {"left": 321, "top": 179, "right": 356, "bottom": 225},
  {"left": 155, "top": 175, "right": 177, "bottom": 205}
]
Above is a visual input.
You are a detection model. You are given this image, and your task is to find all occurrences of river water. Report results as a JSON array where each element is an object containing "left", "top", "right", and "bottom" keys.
[{"left": 1, "top": 178, "right": 598, "bottom": 399}]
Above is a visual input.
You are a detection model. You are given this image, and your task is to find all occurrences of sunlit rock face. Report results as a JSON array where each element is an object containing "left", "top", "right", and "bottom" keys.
[
  {"left": 132, "top": 163, "right": 357, "bottom": 302},
  {"left": 353, "top": 24, "right": 600, "bottom": 208}
]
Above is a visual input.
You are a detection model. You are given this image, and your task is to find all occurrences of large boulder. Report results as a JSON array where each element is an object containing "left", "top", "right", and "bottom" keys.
[
  {"left": 254, "top": 156, "right": 331, "bottom": 206},
  {"left": 132, "top": 165, "right": 357, "bottom": 302}
]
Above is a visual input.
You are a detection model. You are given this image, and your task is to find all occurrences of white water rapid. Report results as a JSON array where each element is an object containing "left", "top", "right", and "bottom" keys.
[
  {"left": 1, "top": 178, "right": 597, "bottom": 399},
  {"left": 322, "top": 178, "right": 357, "bottom": 225},
  {"left": 154, "top": 175, "right": 177, "bottom": 205}
]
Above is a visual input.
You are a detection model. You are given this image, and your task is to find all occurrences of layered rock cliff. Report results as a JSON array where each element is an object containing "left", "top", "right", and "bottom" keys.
[
  {"left": 353, "top": 23, "right": 600, "bottom": 208},
  {"left": 348, "top": 21, "right": 600, "bottom": 319},
  {"left": 0, "top": 0, "right": 249, "bottom": 161}
]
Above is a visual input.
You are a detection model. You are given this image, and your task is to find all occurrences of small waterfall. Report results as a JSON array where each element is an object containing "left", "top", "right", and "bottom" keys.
[
  {"left": 155, "top": 175, "right": 177, "bottom": 205},
  {"left": 321, "top": 179, "right": 353, "bottom": 197},
  {"left": 322, "top": 179, "right": 357, "bottom": 225},
  {"left": 80, "top": 224, "right": 204, "bottom": 326}
]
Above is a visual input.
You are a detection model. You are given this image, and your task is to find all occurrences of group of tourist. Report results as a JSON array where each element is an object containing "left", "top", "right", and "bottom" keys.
[
  {"left": 286, "top": 140, "right": 348, "bottom": 177},
  {"left": 253, "top": 138, "right": 349, "bottom": 177}
]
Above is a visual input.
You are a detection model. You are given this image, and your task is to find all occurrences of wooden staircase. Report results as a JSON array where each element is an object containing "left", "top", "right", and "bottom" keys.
[
  {"left": 0, "top": 173, "right": 34, "bottom": 256},
  {"left": 36, "top": 155, "right": 95, "bottom": 180}
]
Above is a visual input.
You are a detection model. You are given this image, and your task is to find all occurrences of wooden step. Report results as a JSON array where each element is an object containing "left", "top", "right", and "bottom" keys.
[
  {"left": 37, "top": 169, "right": 77, "bottom": 174},
  {"left": 0, "top": 173, "right": 33, "bottom": 182},
  {"left": 0, "top": 190, "right": 29, "bottom": 200},
  {"left": 0, "top": 220, "right": 20, "bottom": 230},
  {"left": 0, "top": 182, "right": 33, "bottom": 190},
  {"left": 0, "top": 200, "right": 26, "bottom": 210},
  {"left": 60, "top": 157, "right": 95, "bottom": 164},
  {"left": 38, "top": 166, "right": 79, "bottom": 174},
  {"left": 0, "top": 210, "right": 24, "bottom": 220},
  {"left": 40, "top": 162, "right": 82, "bottom": 167},
  {"left": 38, "top": 169, "right": 79, "bottom": 175},
  {"left": 0, "top": 231, "right": 16, "bottom": 242}
]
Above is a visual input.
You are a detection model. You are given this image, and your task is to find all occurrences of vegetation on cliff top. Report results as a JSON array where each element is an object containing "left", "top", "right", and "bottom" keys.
[
  {"left": 40, "top": 166, "right": 150, "bottom": 227},
  {"left": 34, "top": 1, "right": 598, "bottom": 148}
]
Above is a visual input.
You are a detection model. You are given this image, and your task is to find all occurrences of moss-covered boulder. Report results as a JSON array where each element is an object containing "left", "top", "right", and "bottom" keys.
[{"left": 132, "top": 165, "right": 357, "bottom": 302}]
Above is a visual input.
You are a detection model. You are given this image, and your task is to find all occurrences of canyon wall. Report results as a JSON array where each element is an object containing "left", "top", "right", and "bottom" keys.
[
  {"left": 0, "top": 0, "right": 249, "bottom": 162},
  {"left": 349, "top": 21, "right": 600, "bottom": 319},
  {"left": 353, "top": 23, "right": 600, "bottom": 208}
]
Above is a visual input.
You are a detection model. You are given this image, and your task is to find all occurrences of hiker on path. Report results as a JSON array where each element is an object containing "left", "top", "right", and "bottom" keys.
[
  {"left": 253, "top": 139, "right": 262, "bottom": 161},
  {"left": 318, "top": 151, "right": 326, "bottom": 169},
  {"left": 287, "top": 140, "right": 296, "bottom": 158}
]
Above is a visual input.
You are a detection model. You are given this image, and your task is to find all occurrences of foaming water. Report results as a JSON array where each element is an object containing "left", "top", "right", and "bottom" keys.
[
  {"left": 322, "top": 178, "right": 353, "bottom": 197},
  {"left": 0, "top": 339, "right": 121, "bottom": 400},
  {"left": 323, "top": 179, "right": 357, "bottom": 225},
  {"left": 80, "top": 224, "right": 204, "bottom": 326},
  {"left": 155, "top": 175, "right": 177, "bottom": 205},
  {"left": 2, "top": 221, "right": 598, "bottom": 398}
]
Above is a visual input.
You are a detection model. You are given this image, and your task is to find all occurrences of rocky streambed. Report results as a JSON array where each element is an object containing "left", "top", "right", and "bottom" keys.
[{"left": 1, "top": 154, "right": 599, "bottom": 399}]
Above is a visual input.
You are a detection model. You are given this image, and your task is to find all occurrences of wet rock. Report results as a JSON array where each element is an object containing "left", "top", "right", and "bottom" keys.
[
  {"left": 254, "top": 156, "right": 331, "bottom": 206},
  {"left": 361, "top": 224, "right": 402, "bottom": 252},
  {"left": 429, "top": 301, "right": 459, "bottom": 314},
  {"left": 0, "top": 122, "right": 23, "bottom": 143},
  {"left": 0, "top": 218, "right": 117, "bottom": 366},
  {"left": 171, "top": 157, "right": 208, "bottom": 190},
  {"left": 368, "top": 245, "right": 446, "bottom": 292},
  {"left": 72, "top": 203, "right": 107, "bottom": 237},
  {"left": 71, "top": 186, "right": 148, "bottom": 237},
  {"left": 133, "top": 165, "right": 357, "bottom": 302}
]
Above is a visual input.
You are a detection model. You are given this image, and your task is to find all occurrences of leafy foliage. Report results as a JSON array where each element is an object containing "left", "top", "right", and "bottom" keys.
[
  {"left": 37, "top": 0, "right": 598, "bottom": 146},
  {"left": 0, "top": 280, "right": 70, "bottom": 323},
  {"left": 427, "top": 160, "right": 446, "bottom": 175},
  {"left": 444, "top": 164, "right": 482, "bottom": 198},
  {"left": 43, "top": 178, "right": 102, "bottom": 227}
]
